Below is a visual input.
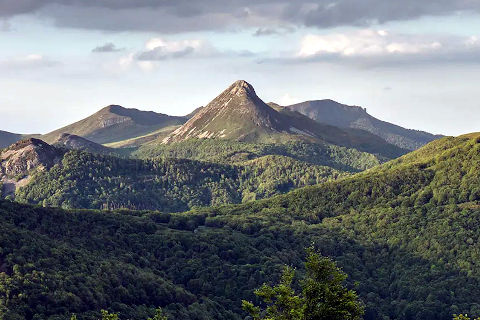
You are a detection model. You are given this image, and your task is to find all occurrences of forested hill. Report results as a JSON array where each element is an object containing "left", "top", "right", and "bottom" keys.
[
  {"left": 11, "top": 149, "right": 345, "bottom": 211},
  {"left": 1, "top": 133, "right": 480, "bottom": 319}
]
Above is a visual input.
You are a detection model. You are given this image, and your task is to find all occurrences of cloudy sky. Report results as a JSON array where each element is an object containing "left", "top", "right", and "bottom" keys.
[{"left": 1, "top": 0, "right": 480, "bottom": 136}]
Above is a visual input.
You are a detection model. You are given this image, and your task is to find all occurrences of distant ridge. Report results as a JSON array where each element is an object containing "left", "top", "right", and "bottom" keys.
[
  {"left": 53, "top": 133, "right": 117, "bottom": 155},
  {"left": 285, "top": 100, "right": 442, "bottom": 150},
  {"left": 42, "top": 105, "right": 187, "bottom": 144}
]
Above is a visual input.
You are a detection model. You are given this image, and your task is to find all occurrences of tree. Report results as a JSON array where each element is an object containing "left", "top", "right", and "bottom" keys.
[
  {"left": 101, "top": 310, "right": 119, "bottom": 320},
  {"left": 453, "top": 315, "right": 480, "bottom": 320},
  {"left": 242, "top": 249, "right": 364, "bottom": 320},
  {"left": 147, "top": 308, "right": 169, "bottom": 320}
]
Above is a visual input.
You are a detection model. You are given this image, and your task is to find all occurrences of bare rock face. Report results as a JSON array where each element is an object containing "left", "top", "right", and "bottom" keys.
[{"left": 0, "top": 138, "right": 62, "bottom": 197}]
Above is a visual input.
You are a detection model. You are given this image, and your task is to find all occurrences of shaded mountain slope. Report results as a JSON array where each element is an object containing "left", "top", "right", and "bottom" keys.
[
  {"left": 0, "top": 131, "right": 39, "bottom": 149},
  {"left": 286, "top": 99, "right": 442, "bottom": 150},
  {"left": 41, "top": 105, "right": 187, "bottom": 144}
]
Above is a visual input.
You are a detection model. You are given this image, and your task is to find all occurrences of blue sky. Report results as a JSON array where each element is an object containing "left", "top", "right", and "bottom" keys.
[{"left": 1, "top": 1, "right": 480, "bottom": 136}]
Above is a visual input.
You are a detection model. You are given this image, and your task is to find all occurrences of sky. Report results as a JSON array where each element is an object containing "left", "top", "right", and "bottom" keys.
[{"left": 1, "top": 1, "right": 480, "bottom": 136}]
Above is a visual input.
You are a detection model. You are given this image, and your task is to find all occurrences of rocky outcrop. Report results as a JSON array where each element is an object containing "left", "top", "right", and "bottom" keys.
[{"left": 0, "top": 138, "right": 63, "bottom": 197}]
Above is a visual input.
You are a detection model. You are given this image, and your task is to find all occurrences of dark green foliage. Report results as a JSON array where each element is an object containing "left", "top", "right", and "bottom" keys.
[
  {"left": 135, "top": 138, "right": 382, "bottom": 172},
  {"left": 2, "top": 134, "right": 480, "bottom": 319},
  {"left": 14, "top": 151, "right": 345, "bottom": 212},
  {"left": 242, "top": 249, "right": 364, "bottom": 320}
]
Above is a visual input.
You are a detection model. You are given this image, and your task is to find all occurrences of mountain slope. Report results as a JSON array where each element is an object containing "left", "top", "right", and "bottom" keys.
[
  {"left": 285, "top": 99, "right": 442, "bottom": 150},
  {"left": 41, "top": 105, "right": 187, "bottom": 144},
  {"left": 2, "top": 133, "right": 480, "bottom": 319}
]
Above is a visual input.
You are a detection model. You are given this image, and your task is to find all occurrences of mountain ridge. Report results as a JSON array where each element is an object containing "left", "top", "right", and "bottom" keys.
[
  {"left": 41, "top": 105, "right": 188, "bottom": 145},
  {"left": 285, "top": 99, "right": 442, "bottom": 150}
]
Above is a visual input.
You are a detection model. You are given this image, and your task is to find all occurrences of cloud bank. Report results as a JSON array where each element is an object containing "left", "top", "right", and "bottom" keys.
[{"left": 1, "top": 0, "right": 479, "bottom": 32}]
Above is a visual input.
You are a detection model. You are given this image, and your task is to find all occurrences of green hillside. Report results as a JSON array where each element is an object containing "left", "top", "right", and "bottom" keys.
[
  {"left": 135, "top": 138, "right": 383, "bottom": 172},
  {"left": 1, "top": 133, "right": 480, "bottom": 319},
  {"left": 12, "top": 150, "right": 345, "bottom": 211}
]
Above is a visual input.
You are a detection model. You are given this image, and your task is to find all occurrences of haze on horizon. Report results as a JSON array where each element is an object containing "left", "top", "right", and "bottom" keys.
[{"left": 1, "top": 0, "right": 480, "bottom": 136}]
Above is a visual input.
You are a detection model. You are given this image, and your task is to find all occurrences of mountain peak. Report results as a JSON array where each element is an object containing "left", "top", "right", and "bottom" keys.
[
  {"left": 228, "top": 80, "right": 255, "bottom": 96},
  {"left": 163, "top": 80, "right": 282, "bottom": 143}
]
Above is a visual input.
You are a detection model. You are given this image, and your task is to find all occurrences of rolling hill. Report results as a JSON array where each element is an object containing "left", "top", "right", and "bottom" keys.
[
  {"left": 41, "top": 105, "right": 187, "bottom": 145},
  {"left": 1, "top": 133, "right": 480, "bottom": 319},
  {"left": 285, "top": 99, "right": 442, "bottom": 150}
]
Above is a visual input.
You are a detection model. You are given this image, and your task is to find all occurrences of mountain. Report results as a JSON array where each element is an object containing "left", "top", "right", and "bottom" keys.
[
  {"left": 41, "top": 105, "right": 187, "bottom": 145},
  {"left": 163, "top": 80, "right": 285, "bottom": 143},
  {"left": 0, "top": 138, "right": 63, "bottom": 197},
  {"left": 285, "top": 99, "right": 442, "bottom": 150},
  {"left": 2, "top": 133, "right": 480, "bottom": 319},
  {"left": 161, "top": 80, "right": 407, "bottom": 160}
]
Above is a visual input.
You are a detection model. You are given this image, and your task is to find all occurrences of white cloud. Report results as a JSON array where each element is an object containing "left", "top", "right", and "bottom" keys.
[
  {"left": 278, "top": 93, "right": 299, "bottom": 105},
  {"left": 297, "top": 30, "right": 445, "bottom": 58},
  {"left": 466, "top": 36, "right": 479, "bottom": 47},
  {"left": 0, "top": 54, "right": 58, "bottom": 69}
]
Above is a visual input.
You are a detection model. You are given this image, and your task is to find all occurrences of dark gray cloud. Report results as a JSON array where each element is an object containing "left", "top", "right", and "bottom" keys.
[
  {"left": 1, "top": 0, "right": 479, "bottom": 32},
  {"left": 254, "top": 28, "right": 280, "bottom": 36},
  {"left": 92, "top": 42, "right": 124, "bottom": 53}
]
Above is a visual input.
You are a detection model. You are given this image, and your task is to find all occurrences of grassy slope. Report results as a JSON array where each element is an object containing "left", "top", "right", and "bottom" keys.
[{"left": 103, "top": 126, "right": 180, "bottom": 148}]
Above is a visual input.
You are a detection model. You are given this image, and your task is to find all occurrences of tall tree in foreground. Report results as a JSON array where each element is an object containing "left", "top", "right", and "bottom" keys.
[{"left": 242, "top": 249, "right": 364, "bottom": 320}]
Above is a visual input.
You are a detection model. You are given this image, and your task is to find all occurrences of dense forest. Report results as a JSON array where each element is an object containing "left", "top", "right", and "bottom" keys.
[
  {"left": 1, "top": 133, "right": 480, "bottom": 319},
  {"left": 13, "top": 150, "right": 345, "bottom": 211},
  {"left": 134, "top": 138, "right": 383, "bottom": 172}
]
